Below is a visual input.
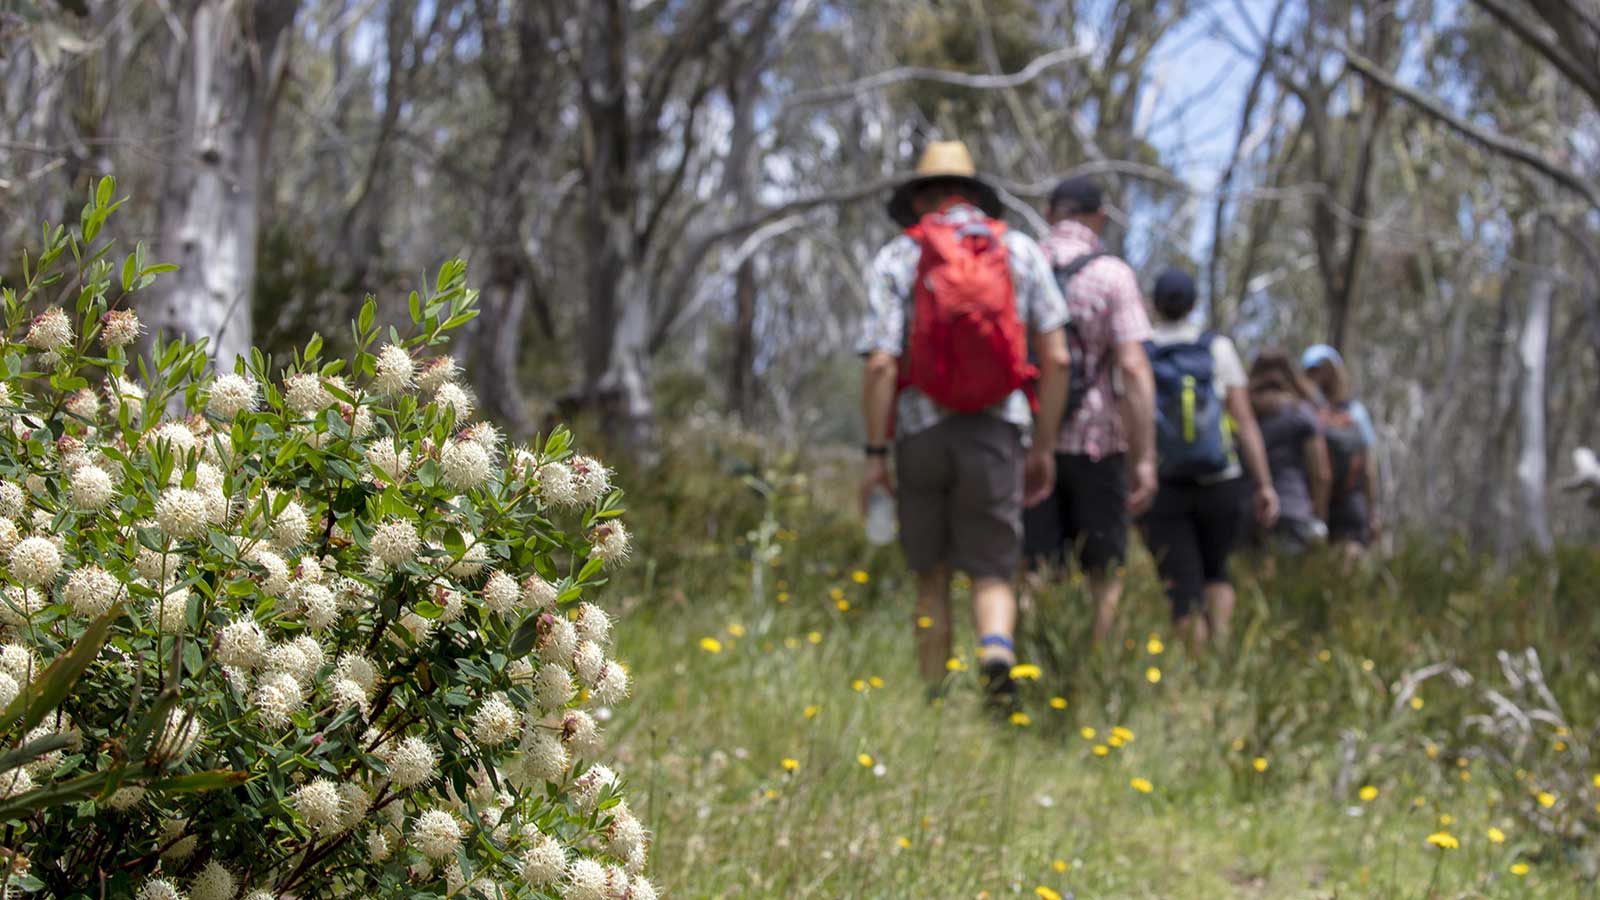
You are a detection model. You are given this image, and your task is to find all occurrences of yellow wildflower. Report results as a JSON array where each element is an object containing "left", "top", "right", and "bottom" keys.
[
  {"left": 1554, "top": 740, "right": 1567, "bottom": 753},
  {"left": 1009, "top": 663, "right": 1042, "bottom": 681},
  {"left": 727, "top": 622, "right": 746, "bottom": 638},
  {"left": 857, "top": 753, "right": 873, "bottom": 768},
  {"left": 1231, "top": 738, "right": 1245, "bottom": 752},
  {"left": 1316, "top": 649, "right": 1332, "bottom": 662},
  {"left": 1410, "top": 696, "right": 1424, "bottom": 710},
  {"left": 699, "top": 637, "right": 723, "bottom": 654},
  {"left": 836, "top": 599, "right": 851, "bottom": 612},
  {"left": 1361, "top": 658, "right": 1375, "bottom": 672},
  {"left": 1049, "top": 697, "right": 1068, "bottom": 710},
  {"left": 895, "top": 836, "right": 911, "bottom": 849},
  {"left": 1537, "top": 791, "right": 1556, "bottom": 808},
  {"left": 1146, "top": 636, "right": 1164, "bottom": 655},
  {"left": 1034, "top": 888, "right": 1062, "bottom": 900},
  {"left": 1425, "top": 743, "right": 1439, "bottom": 758},
  {"left": 1487, "top": 827, "right": 1505, "bottom": 844},
  {"left": 852, "top": 570, "right": 870, "bottom": 584},
  {"left": 1145, "top": 666, "right": 1161, "bottom": 684},
  {"left": 1509, "top": 862, "right": 1530, "bottom": 876},
  {"left": 916, "top": 616, "right": 934, "bottom": 629},
  {"left": 1593, "top": 773, "right": 1600, "bottom": 788},
  {"left": 1091, "top": 745, "right": 1109, "bottom": 757},
  {"left": 1459, "top": 770, "right": 1471, "bottom": 783},
  {"left": 1252, "top": 757, "right": 1269, "bottom": 773},
  {"left": 1107, "top": 735, "right": 1125, "bottom": 748},
  {"left": 807, "top": 631, "right": 822, "bottom": 644},
  {"left": 946, "top": 657, "right": 968, "bottom": 672},
  {"left": 804, "top": 704, "right": 821, "bottom": 719},
  {"left": 1051, "top": 859, "right": 1069, "bottom": 873},
  {"left": 783, "top": 637, "right": 799, "bottom": 649},
  {"left": 1112, "top": 726, "right": 1134, "bottom": 742},
  {"left": 869, "top": 675, "right": 885, "bottom": 689},
  {"left": 1080, "top": 727, "right": 1097, "bottom": 740},
  {"left": 1359, "top": 785, "right": 1379, "bottom": 802},
  {"left": 764, "top": 788, "right": 779, "bottom": 800},
  {"left": 829, "top": 587, "right": 844, "bottom": 601},
  {"left": 1413, "top": 796, "right": 1426, "bottom": 808},
  {"left": 1130, "top": 777, "right": 1153, "bottom": 793},
  {"left": 852, "top": 679, "right": 866, "bottom": 692},
  {"left": 1425, "top": 832, "right": 1459, "bottom": 850},
  {"left": 1438, "top": 814, "right": 1453, "bottom": 827},
  {"left": 782, "top": 758, "right": 800, "bottom": 773},
  {"left": 1009, "top": 712, "right": 1031, "bottom": 727},
  {"left": 777, "top": 591, "right": 790, "bottom": 603}
]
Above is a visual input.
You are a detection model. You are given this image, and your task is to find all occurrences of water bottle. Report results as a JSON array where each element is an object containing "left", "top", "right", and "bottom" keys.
[{"left": 864, "top": 487, "right": 896, "bottom": 546}]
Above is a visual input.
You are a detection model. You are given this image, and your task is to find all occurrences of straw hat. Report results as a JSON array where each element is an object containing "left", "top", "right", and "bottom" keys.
[{"left": 886, "top": 141, "right": 1003, "bottom": 227}]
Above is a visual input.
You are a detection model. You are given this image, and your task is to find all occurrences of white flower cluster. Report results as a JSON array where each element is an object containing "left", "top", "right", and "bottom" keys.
[{"left": 0, "top": 251, "right": 650, "bottom": 899}]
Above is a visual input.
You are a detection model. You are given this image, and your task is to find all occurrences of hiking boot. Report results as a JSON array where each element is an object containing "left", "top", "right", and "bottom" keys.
[{"left": 979, "top": 658, "right": 1017, "bottom": 709}]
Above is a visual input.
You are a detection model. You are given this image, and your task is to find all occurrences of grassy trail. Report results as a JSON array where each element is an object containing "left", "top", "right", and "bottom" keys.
[
  {"left": 601, "top": 440, "right": 1598, "bottom": 898},
  {"left": 605, "top": 575, "right": 1581, "bottom": 898}
]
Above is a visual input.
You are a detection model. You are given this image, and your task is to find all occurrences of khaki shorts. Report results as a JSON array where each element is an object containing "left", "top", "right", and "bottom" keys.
[{"left": 895, "top": 414, "right": 1024, "bottom": 580}]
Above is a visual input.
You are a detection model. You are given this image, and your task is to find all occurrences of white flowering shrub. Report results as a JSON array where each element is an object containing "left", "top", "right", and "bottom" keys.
[{"left": 0, "top": 180, "right": 651, "bottom": 899}]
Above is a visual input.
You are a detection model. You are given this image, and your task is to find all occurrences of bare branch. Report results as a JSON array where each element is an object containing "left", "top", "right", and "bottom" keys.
[
  {"left": 1336, "top": 43, "right": 1600, "bottom": 211},
  {"left": 782, "top": 44, "right": 1091, "bottom": 112}
]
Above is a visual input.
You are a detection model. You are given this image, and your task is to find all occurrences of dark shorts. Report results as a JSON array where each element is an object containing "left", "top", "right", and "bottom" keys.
[
  {"left": 1328, "top": 493, "right": 1370, "bottom": 545},
  {"left": 1140, "top": 477, "right": 1247, "bottom": 620},
  {"left": 1023, "top": 452, "right": 1129, "bottom": 575},
  {"left": 895, "top": 415, "right": 1024, "bottom": 581}
]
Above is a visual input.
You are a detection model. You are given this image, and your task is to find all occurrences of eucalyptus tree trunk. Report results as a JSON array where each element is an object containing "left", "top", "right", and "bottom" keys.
[
  {"left": 1515, "top": 214, "right": 1557, "bottom": 552},
  {"left": 145, "top": 0, "right": 297, "bottom": 368}
]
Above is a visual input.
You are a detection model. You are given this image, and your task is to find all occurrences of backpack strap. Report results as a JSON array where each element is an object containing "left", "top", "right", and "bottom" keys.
[{"left": 1052, "top": 251, "right": 1112, "bottom": 289}]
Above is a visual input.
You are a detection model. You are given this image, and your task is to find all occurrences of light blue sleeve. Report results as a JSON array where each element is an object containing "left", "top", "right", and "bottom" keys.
[{"left": 1350, "top": 401, "right": 1378, "bottom": 447}]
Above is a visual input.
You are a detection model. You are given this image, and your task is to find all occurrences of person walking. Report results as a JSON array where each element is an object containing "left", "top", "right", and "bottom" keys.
[
  {"left": 1301, "top": 344, "right": 1381, "bottom": 558},
  {"left": 1024, "top": 176, "right": 1156, "bottom": 644},
  {"left": 1247, "top": 349, "right": 1332, "bottom": 553},
  {"left": 1139, "top": 269, "right": 1278, "bottom": 647},
  {"left": 858, "top": 141, "right": 1070, "bottom": 702}
]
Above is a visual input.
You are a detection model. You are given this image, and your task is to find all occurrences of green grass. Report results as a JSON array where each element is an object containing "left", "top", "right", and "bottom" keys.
[{"left": 600, "top": 427, "right": 1600, "bottom": 898}]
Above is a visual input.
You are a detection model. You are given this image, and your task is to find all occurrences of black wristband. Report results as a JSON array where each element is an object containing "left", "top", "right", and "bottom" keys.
[{"left": 864, "top": 444, "right": 889, "bottom": 457}]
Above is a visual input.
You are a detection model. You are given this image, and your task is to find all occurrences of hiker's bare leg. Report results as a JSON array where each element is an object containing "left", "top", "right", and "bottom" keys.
[
  {"left": 972, "top": 576, "right": 1016, "bottom": 667},
  {"left": 1089, "top": 570, "right": 1122, "bottom": 644},
  {"left": 1203, "top": 581, "right": 1236, "bottom": 644},
  {"left": 914, "top": 565, "right": 953, "bottom": 686},
  {"left": 1177, "top": 612, "right": 1207, "bottom": 651}
]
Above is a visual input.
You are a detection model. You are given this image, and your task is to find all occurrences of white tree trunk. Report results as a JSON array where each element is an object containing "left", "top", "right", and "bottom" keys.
[
  {"left": 1516, "top": 215, "right": 1556, "bottom": 552},
  {"left": 146, "top": 0, "right": 295, "bottom": 369}
]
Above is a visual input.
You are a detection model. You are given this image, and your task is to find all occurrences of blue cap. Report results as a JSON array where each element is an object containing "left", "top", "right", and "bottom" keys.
[{"left": 1301, "top": 344, "right": 1343, "bottom": 370}]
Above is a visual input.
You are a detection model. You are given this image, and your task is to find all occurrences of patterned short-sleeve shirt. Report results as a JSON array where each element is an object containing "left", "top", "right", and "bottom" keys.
[
  {"left": 857, "top": 203, "right": 1069, "bottom": 440},
  {"left": 1039, "top": 219, "right": 1153, "bottom": 460}
]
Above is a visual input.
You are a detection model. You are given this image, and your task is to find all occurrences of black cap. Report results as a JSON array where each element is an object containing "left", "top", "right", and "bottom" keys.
[
  {"left": 1152, "top": 268, "right": 1198, "bottom": 319},
  {"left": 1049, "top": 175, "right": 1103, "bottom": 215}
]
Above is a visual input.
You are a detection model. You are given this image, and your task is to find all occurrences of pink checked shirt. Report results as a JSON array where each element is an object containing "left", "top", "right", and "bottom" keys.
[{"left": 1040, "top": 219, "right": 1152, "bottom": 460}]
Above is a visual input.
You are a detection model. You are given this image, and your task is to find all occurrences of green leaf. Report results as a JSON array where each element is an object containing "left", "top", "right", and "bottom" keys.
[
  {"left": 0, "top": 604, "right": 122, "bottom": 734},
  {"left": 95, "top": 175, "right": 114, "bottom": 209},
  {"left": 508, "top": 615, "right": 543, "bottom": 658},
  {"left": 359, "top": 296, "right": 376, "bottom": 335},
  {"left": 413, "top": 600, "right": 445, "bottom": 620},
  {"left": 442, "top": 528, "right": 466, "bottom": 556},
  {"left": 149, "top": 769, "right": 250, "bottom": 793},
  {"left": 120, "top": 253, "right": 136, "bottom": 292},
  {"left": 576, "top": 556, "right": 604, "bottom": 585}
]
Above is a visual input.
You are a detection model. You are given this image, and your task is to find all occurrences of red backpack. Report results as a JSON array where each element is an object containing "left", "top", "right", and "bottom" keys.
[{"left": 898, "top": 212, "right": 1035, "bottom": 412}]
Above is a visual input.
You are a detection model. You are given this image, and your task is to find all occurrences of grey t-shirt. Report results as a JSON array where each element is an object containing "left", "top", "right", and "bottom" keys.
[{"left": 1257, "top": 397, "right": 1320, "bottom": 523}]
